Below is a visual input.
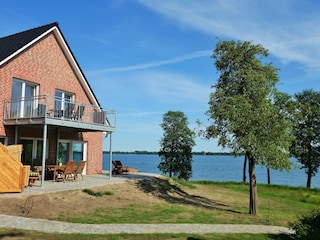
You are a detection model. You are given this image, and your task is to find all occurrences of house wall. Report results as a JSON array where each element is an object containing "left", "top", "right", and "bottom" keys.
[{"left": 0, "top": 33, "right": 103, "bottom": 174}]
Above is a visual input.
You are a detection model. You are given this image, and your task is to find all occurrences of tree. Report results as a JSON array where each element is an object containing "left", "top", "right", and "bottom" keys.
[
  {"left": 291, "top": 89, "right": 320, "bottom": 188},
  {"left": 205, "top": 39, "right": 293, "bottom": 215},
  {"left": 158, "top": 111, "right": 195, "bottom": 180}
]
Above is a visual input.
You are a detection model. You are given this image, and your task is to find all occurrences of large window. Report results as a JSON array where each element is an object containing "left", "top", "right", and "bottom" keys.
[
  {"left": 54, "top": 90, "right": 74, "bottom": 118},
  {"left": 11, "top": 79, "right": 38, "bottom": 118},
  {"left": 72, "top": 142, "right": 86, "bottom": 165},
  {"left": 20, "top": 138, "right": 48, "bottom": 166},
  {"left": 58, "top": 140, "right": 87, "bottom": 165}
]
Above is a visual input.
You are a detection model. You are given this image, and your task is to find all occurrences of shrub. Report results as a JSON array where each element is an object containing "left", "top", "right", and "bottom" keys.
[
  {"left": 291, "top": 208, "right": 320, "bottom": 239},
  {"left": 82, "top": 188, "right": 113, "bottom": 197}
]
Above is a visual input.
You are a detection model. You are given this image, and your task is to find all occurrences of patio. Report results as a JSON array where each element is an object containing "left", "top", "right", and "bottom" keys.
[{"left": 0, "top": 171, "right": 160, "bottom": 197}]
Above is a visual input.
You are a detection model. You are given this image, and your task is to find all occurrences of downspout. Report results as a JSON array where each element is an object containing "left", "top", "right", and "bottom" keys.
[
  {"left": 14, "top": 126, "right": 18, "bottom": 144},
  {"left": 41, "top": 124, "right": 48, "bottom": 187},
  {"left": 56, "top": 128, "right": 60, "bottom": 162}
]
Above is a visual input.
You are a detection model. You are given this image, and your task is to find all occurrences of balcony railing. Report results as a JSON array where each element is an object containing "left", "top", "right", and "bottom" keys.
[{"left": 3, "top": 95, "right": 116, "bottom": 130}]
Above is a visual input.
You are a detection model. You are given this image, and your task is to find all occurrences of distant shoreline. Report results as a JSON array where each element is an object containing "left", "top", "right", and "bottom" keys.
[{"left": 103, "top": 151, "right": 243, "bottom": 156}]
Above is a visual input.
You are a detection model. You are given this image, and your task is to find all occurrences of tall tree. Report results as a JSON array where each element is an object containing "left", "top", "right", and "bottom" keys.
[
  {"left": 158, "top": 111, "right": 195, "bottom": 180},
  {"left": 291, "top": 89, "right": 320, "bottom": 188},
  {"left": 206, "top": 40, "right": 292, "bottom": 215}
]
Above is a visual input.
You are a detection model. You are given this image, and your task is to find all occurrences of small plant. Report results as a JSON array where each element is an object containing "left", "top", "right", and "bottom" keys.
[
  {"left": 57, "top": 158, "right": 63, "bottom": 165},
  {"left": 82, "top": 188, "right": 113, "bottom": 197}
]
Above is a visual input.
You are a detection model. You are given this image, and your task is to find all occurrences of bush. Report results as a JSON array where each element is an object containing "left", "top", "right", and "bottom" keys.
[
  {"left": 291, "top": 208, "right": 320, "bottom": 239},
  {"left": 82, "top": 188, "right": 113, "bottom": 197}
]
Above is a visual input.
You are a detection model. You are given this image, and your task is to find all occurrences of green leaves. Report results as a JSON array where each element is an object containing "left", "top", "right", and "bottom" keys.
[
  {"left": 290, "top": 89, "right": 320, "bottom": 187},
  {"left": 206, "top": 39, "right": 292, "bottom": 171},
  {"left": 158, "top": 111, "right": 195, "bottom": 180}
]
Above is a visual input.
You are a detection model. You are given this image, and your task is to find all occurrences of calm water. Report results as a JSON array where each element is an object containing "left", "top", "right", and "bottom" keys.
[{"left": 103, "top": 154, "right": 320, "bottom": 188}]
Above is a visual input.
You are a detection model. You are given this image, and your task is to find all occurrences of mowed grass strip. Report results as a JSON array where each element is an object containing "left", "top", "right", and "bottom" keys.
[{"left": 0, "top": 228, "right": 292, "bottom": 240}]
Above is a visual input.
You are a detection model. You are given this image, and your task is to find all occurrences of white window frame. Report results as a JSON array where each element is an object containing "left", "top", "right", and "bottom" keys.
[
  {"left": 20, "top": 137, "right": 49, "bottom": 160},
  {"left": 12, "top": 78, "right": 39, "bottom": 118},
  {"left": 54, "top": 90, "right": 74, "bottom": 110},
  {"left": 58, "top": 139, "right": 87, "bottom": 174}
]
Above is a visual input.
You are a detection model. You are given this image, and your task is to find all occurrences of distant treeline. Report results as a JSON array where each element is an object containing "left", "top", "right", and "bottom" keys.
[{"left": 103, "top": 150, "right": 242, "bottom": 156}]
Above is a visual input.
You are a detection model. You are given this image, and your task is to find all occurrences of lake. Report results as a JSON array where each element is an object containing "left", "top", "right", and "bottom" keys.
[{"left": 103, "top": 153, "right": 320, "bottom": 189}]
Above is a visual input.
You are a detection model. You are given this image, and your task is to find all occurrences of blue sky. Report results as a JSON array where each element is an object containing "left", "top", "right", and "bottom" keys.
[{"left": 1, "top": 0, "right": 320, "bottom": 152}]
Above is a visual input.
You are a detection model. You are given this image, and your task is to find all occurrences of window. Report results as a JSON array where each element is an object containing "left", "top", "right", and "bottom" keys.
[
  {"left": 72, "top": 142, "right": 87, "bottom": 165},
  {"left": 54, "top": 90, "right": 74, "bottom": 118},
  {"left": 58, "top": 140, "right": 87, "bottom": 165},
  {"left": 11, "top": 79, "right": 38, "bottom": 118},
  {"left": 20, "top": 138, "right": 48, "bottom": 166},
  {"left": 58, "top": 142, "right": 70, "bottom": 165}
]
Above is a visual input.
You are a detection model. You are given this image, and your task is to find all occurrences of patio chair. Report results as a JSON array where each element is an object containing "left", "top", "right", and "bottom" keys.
[
  {"left": 74, "top": 105, "right": 85, "bottom": 121},
  {"left": 112, "top": 160, "right": 128, "bottom": 174},
  {"left": 61, "top": 161, "right": 76, "bottom": 182},
  {"left": 74, "top": 160, "right": 86, "bottom": 181},
  {"left": 112, "top": 160, "right": 137, "bottom": 174},
  {"left": 64, "top": 103, "right": 75, "bottom": 119},
  {"left": 29, "top": 167, "right": 41, "bottom": 186}
]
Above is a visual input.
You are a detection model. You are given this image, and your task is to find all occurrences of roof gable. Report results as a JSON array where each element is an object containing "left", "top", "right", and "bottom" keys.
[
  {"left": 0, "top": 22, "right": 58, "bottom": 63},
  {"left": 0, "top": 22, "right": 100, "bottom": 107}
]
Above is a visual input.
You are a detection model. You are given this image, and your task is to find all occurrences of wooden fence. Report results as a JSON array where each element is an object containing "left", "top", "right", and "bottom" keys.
[{"left": 0, "top": 143, "right": 25, "bottom": 193}]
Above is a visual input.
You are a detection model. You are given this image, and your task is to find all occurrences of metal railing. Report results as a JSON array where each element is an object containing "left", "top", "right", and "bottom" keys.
[{"left": 4, "top": 95, "right": 116, "bottom": 128}]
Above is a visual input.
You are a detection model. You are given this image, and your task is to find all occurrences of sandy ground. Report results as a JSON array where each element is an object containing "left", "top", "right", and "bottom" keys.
[
  {"left": 0, "top": 178, "right": 224, "bottom": 221},
  {"left": 0, "top": 180, "right": 157, "bottom": 220}
]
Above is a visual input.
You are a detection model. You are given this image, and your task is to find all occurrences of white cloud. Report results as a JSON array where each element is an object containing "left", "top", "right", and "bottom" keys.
[
  {"left": 137, "top": 70, "right": 211, "bottom": 104},
  {"left": 126, "top": 111, "right": 164, "bottom": 117},
  {"left": 138, "top": 0, "right": 320, "bottom": 70},
  {"left": 87, "top": 50, "right": 211, "bottom": 73}
]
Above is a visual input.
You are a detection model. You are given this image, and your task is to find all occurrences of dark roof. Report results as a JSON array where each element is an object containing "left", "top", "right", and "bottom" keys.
[
  {"left": 0, "top": 22, "right": 58, "bottom": 62},
  {"left": 0, "top": 22, "right": 101, "bottom": 107}
]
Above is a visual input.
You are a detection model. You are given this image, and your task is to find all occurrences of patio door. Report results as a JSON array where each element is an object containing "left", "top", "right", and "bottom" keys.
[
  {"left": 20, "top": 139, "right": 48, "bottom": 166},
  {"left": 21, "top": 139, "right": 33, "bottom": 165},
  {"left": 54, "top": 90, "right": 74, "bottom": 119},
  {"left": 11, "top": 79, "right": 38, "bottom": 118},
  {"left": 58, "top": 141, "right": 87, "bottom": 167},
  {"left": 58, "top": 142, "right": 70, "bottom": 165},
  {"left": 72, "top": 142, "right": 87, "bottom": 166}
]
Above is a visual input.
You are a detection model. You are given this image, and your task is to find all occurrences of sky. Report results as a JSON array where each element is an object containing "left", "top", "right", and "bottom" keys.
[{"left": 1, "top": 0, "right": 320, "bottom": 152}]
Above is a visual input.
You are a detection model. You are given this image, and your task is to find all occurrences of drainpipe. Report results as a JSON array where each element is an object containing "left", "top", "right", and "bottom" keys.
[
  {"left": 41, "top": 124, "right": 47, "bottom": 187},
  {"left": 56, "top": 129, "right": 60, "bottom": 162},
  {"left": 14, "top": 126, "right": 18, "bottom": 144}
]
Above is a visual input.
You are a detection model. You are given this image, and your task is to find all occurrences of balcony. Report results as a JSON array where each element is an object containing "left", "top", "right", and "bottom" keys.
[{"left": 3, "top": 95, "right": 116, "bottom": 132}]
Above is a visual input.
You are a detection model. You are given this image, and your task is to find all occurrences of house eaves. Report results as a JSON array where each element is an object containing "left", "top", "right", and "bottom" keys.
[{"left": 0, "top": 22, "right": 100, "bottom": 108}]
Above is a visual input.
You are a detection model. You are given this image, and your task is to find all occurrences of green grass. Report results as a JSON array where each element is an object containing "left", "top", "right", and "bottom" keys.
[
  {"left": 58, "top": 179, "right": 320, "bottom": 227},
  {"left": 0, "top": 228, "right": 293, "bottom": 240},
  {"left": 2, "top": 179, "right": 320, "bottom": 239},
  {"left": 82, "top": 188, "right": 113, "bottom": 197}
]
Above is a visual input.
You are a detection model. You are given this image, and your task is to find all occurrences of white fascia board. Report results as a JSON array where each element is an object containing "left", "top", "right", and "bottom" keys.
[
  {"left": 0, "top": 26, "right": 100, "bottom": 108},
  {"left": 52, "top": 27, "right": 100, "bottom": 107}
]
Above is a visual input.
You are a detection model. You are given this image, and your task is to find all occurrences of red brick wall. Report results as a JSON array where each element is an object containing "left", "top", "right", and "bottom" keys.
[
  {"left": 0, "top": 33, "right": 104, "bottom": 174},
  {"left": 84, "top": 132, "right": 104, "bottom": 174}
]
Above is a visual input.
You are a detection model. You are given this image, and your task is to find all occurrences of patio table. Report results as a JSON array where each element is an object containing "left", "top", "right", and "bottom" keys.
[{"left": 46, "top": 165, "right": 66, "bottom": 182}]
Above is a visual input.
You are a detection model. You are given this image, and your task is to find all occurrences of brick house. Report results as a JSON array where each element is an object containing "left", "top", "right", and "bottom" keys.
[{"left": 0, "top": 22, "right": 116, "bottom": 185}]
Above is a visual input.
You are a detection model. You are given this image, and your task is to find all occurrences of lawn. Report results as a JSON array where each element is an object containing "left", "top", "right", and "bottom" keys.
[{"left": 1, "top": 177, "right": 319, "bottom": 239}]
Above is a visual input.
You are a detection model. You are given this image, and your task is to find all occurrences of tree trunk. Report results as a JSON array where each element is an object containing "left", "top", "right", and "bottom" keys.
[
  {"left": 306, "top": 168, "right": 312, "bottom": 188},
  {"left": 248, "top": 155, "right": 258, "bottom": 215},
  {"left": 267, "top": 168, "right": 270, "bottom": 184},
  {"left": 243, "top": 154, "right": 247, "bottom": 182}
]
